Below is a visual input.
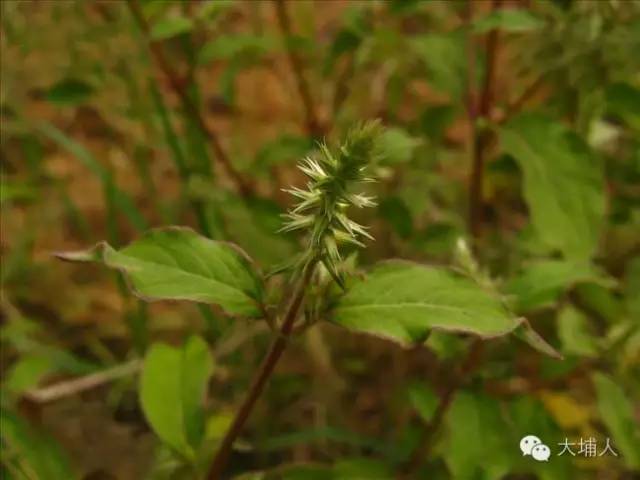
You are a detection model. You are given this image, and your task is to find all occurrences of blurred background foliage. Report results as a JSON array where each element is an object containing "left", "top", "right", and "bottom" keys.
[{"left": 0, "top": 0, "right": 639, "bottom": 479}]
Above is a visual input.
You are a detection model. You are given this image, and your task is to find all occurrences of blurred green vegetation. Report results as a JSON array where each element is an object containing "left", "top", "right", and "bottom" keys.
[{"left": 1, "top": 0, "right": 639, "bottom": 479}]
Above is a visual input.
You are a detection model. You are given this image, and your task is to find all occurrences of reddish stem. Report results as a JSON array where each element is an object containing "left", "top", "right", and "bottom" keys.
[
  {"left": 126, "top": 0, "right": 253, "bottom": 197},
  {"left": 402, "top": 341, "right": 484, "bottom": 476},
  {"left": 404, "top": 1, "right": 503, "bottom": 475},
  {"left": 468, "top": 0, "right": 503, "bottom": 240},
  {"left": 273, "top": 0, "right": 323, "bottom": 138},
  {"left": 503, "top": 75, "right": 546, "bottom": 121},
  {"left": 206, "top": 262, "right": 316, "bottom": 479}
]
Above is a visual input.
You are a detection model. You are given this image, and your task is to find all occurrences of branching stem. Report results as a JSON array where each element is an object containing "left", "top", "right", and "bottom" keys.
[
  {"left": 125, "top": 0, "right": 253, "bottom": 197},
  {"left": 273, "top": 0, "right": 323, "bottom": 138},
  {"left": 206, "top": 260, "right": 317, "bottom": 479},
  {"left": 503, "top": 75, "right": 546, "bottom": 121},
  {"left": 402, "top": 340, "right": 484, "bottom": 476}
]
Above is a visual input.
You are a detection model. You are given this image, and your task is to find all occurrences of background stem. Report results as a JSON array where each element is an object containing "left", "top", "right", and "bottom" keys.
[
  {"left": 273, "top": 0, "right": 323, "bottom": 138},
  {"left": 126, "top": 0, "right": 253, "bottom": 197},
  {"left": 404, "top": 1, "right": 503, "bottom": 475},
  {"left": 402, "top": 340, "right": 484, "bottom": 476},
  {"left": 468, "top": 0, "right": 502, "bottom": 240}
]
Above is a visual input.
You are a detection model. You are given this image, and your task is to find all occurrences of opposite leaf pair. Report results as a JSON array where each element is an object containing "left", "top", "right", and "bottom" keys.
[
  {"left": 57, "top": 121, "right": 560, "bottom": 359},
  {"left": 56, "top": 122, "right": 560, "bottom": 478}
]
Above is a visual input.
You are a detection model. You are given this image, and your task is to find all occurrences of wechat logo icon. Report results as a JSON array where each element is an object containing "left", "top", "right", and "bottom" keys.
[{"left": 520, "top": 435, "right": 551, "bottom": 462}]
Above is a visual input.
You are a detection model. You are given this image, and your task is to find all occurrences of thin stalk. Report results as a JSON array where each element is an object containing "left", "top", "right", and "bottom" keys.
[
  {"left": 503, "top": 75, "right": 545, "bottom": 121},
  {"left": 402, "top": 340, "right": 484, "bottom": 476},
  {"left": 125, "top": 0, "right": 253, "bottom": 197},
  {"left": 466, "top": 0, "right": 480, "bottom": 238},
  {"left": 206, "top": 260, "right": 317, "bottom": 479},
  {"left": 332, "top": 55, "right": 355, "bottom": 117},
  {"left": 468, "top": 0, "right": 502, "bottom": 240},
  {"left": 404, "top": 1, "right": 503, "bottom": 474},
  {"left": 273, "top": 0, "right": 323, "bottom": 138}
]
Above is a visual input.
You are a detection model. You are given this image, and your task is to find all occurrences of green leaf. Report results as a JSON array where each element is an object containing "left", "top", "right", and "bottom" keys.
[
  {"left": 507, "top": 396, "right": 572, "bottom": 480},
  {"left": 474, "top": 9, "right": 544, "bottom": 33},
  {"left": 44, "top": 78, "right": 94, "bottom": 106},
  {"left": 183, "top": 86, "right": 214, "bottom": 179},
  {"left": 140, "top": 343, "right": 185, "bottom": 455},
  {"left": 181, "top": 336, "right": 214, "bottom": 448},
  {"left": 501, "top": 114, "right": 605, "bottom": 261},
  {"left": 150, "top": 16, "right": 194, "bottom": 40},
  {"left": 183, "top": 186, "right": 296, "bottom": 268},
  {"left": 443, "top": 393, "right": 511, "bottom": 479},
  {"left": 56, "top": 227, "right": 264, "bottom": 317},
  {"left": 557, "top": 306, "right": 598, "bottom": 357},
  {"left": 205, "top": 412, "right": 234, "bottom": 443},
  {"left": 412, "top": 32, "right": 466, "bottom": 98},
  {"left": 149, "top": 81, "right": 188, "bottom": 179},
  {"left": 333, "top": 458, "right": 392, "bottom": 479},
  {"left": 592, "top": 373, "right": 640, "bottom": 469},
  {"left": 504, "top": 259, "right": 604, "bottom": 312},
  {"left": 1, "top": 409, "right": 76, "bottom": 480},
  {"left": 198, "top": 34, "right": 276, "bottom": 64},
  {"left": 408, "top": 382, "right": 438, "bottom": 423},
  {"left": 140, "top": 336, "right": 214, "bottom": 458},
  {"left": 513, "top": 322, "right": 563, "bottom": 360},
  {"left": 219, "top": 59, "right": 241, "bottom": 106},
  {"left": 624, "top": 257, "right": 640, "bottom": 318},
  {"left": 425, "top": 330, "right": 466, "bottom": 360},
  {"left": 255, "top": 135, "right": 314, "bottom": 171},
  {"left": 197, "top": 0, "right": 235, "bottom": 20},
  {"left": 414, "top": 222, "right": 461, "bottom": 257},
  {"left": 0, "top": 179, "right": 38, "bottom": 204},
  {"left": 332, "top": 261, "right": 534, "bottom": 345},
  {"left": 325, "top": 29, "right": 361, "bottom": 72},
  {"left": 324, "top": 6, "right": 368, "bottom": 72},
  {"left": 574, "top": 282, "right": 623, "bottom": 324},
  {"left": 378, "top": 197, "right": 413, "bottom": 238},
  {"left": 418, "top": 104, "right": 456, "bottom": 141},
  {"left": 4, "top": 355, "right": 51, "bottom": 395},
  {"left": 474, "top": 395, "right": 512, "bottom": 479},
  {"left": 605, "top": 83, "right": 640, "bottom": 130},
  {"left": 378, "top": 127, "right": 419, "bottom": 164},
  {"left": 443, "top": 394, "right": 481, "bottom": 478}
]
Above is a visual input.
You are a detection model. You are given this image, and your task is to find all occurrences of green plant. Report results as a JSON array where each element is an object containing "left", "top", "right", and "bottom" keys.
[
  {"left": 55, "top": 121, "right": 557, "bottom": 479},
  {"left": 1, "top": 1, "right": 639, "bottom": 479}
]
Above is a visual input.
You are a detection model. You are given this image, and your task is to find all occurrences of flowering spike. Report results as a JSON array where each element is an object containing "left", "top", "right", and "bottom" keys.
[{"left": 281, "top": 120, "right": 383, "bottom": 283}]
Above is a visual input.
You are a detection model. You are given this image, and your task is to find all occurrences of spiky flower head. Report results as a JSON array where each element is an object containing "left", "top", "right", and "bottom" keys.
[{"left": 281, "top": 120, "right": 382, "bottom": 286}]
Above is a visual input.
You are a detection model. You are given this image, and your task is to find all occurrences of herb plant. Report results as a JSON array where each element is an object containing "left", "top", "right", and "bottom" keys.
[
  {"left": 1, "top": 1, "right": 639, "bottom": 479},
  {"left": 55, "top": 121, "right": 555, "bottom": 479}
]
